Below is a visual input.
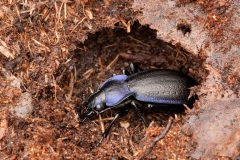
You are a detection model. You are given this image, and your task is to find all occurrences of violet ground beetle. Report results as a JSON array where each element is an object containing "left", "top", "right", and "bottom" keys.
[{"left": 76, "top": 63, "right": 198, "bottom": 147}]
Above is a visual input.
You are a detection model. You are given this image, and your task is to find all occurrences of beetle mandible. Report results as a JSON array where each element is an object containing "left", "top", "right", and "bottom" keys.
[{"left": 77, "top": 63, "right": 198, "bottom": 147}]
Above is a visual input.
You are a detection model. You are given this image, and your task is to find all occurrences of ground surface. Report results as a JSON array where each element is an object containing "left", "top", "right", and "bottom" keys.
[{"left": 0, "top": 0, "right": 239, "bottom": 159}]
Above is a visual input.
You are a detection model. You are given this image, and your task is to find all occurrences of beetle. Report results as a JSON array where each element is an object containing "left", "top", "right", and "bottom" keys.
[{"left": 77, "top": 64, "right": 198, "bottom": 147}]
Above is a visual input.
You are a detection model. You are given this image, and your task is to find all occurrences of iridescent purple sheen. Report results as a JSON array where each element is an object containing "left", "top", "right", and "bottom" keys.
[
  {"left": 100, "top": 75, "right": 128, "bottom": 90},
  {"left": 100, "top": 75, "right": 133, "bottom": 106}
]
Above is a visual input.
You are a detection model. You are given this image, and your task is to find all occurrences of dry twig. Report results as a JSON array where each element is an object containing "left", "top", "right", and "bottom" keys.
[
  {"left": 137, "top": 117, "right": 173, "bottom": 160},
  {"left": 128, "top": 36, "right": 151, "bottom": 48}
]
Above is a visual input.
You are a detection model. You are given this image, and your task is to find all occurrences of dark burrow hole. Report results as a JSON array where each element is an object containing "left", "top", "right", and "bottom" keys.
[
  {"left": 72, "top": 21, "right": 207, "bottom": 148},
  {"left": 177, "top": 22, "right": 192, "bottom": 35}
]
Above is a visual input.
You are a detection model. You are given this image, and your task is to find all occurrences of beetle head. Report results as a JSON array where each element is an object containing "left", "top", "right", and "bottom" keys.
[{"left": 85, "top": 90, "right": 106, "bottom": 113}]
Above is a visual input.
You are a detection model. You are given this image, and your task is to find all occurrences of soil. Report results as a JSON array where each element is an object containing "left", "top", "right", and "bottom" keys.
[{"left": 0, "top": 0, "right": 239, "bottom": 159}]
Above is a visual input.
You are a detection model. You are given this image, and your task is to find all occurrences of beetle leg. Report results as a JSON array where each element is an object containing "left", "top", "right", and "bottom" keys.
[
  {"left": 122, "top": 69, "right": 131, "bottom": 75},
  {"left": 96, "top": 106, "right": 131, "bottom": 147},
  {"left": 130, "top": 63, "right": 143, "bottom": 74},
  {"left": 147, "top": 103, "right": 168, "bottom": 108},
  {"left": 97, "top": 99, "right": 132, "bottom": 114},
  {"left": 131, "top": 101, "right": 149, "bottom": 127},
  {"left": 122, "top": 63, "right": 143, "bottom": 76}
]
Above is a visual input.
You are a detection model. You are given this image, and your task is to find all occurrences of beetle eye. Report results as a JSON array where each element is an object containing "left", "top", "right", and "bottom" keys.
[{"left": 95, "top": 104, "right": 102, "bottom": 111}]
